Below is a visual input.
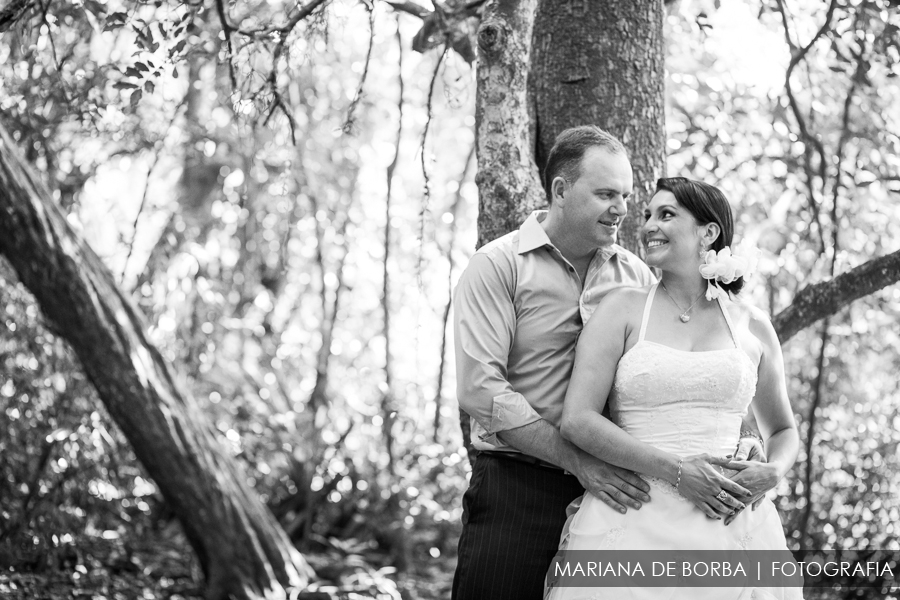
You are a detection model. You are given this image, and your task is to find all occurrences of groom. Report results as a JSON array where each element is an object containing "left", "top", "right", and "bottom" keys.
[
  {"left": 451, "top": 126, "right": 655, "bottom": 600},
  {"left": 451, "top": 126, "right": 761, "bottom": 599}
]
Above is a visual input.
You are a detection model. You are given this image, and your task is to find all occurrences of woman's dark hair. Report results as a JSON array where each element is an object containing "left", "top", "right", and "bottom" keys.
[{"left": 655, "top": 177, "right": 744, "bottom": 296}]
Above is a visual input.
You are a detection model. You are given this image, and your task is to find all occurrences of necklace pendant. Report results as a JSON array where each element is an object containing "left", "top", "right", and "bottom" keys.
[{"left": 680, "top": 314, "right": 691, "bottom": 323}]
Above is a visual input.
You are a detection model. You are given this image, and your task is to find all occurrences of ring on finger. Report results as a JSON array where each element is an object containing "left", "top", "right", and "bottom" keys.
[{"left": 716, "top": 490, "right": 729, "bottom": 502}]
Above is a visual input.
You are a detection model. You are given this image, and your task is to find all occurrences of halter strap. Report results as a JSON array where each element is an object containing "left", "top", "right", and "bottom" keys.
[
  {"left": 716, "top": 294, "right": 740, "bottom": 349},
  {"left": 637, "top": 284, "right": 657, "bottom": 342},
  {"left": 641, "top": 283, "right": 739, "bottom": 349}
]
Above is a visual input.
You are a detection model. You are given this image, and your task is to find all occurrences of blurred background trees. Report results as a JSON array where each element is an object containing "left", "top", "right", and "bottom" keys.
[{"left": 1, "top": 0, "right": 899, "bottom": 598}]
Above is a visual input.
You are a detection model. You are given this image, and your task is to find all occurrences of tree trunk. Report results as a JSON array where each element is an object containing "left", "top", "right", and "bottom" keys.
[
  {"left": 474, "top": 0, "right": 546, "bottom": 250},
  {"left": 531, "top": 0, "right": 667, "bottom": 254},
  {"left": 0, "top": 123, "right": 314, "bottom": 599}
]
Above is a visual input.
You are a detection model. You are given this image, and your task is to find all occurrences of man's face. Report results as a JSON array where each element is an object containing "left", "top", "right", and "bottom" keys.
[{"left": 554, "top": 147, "right": 633, "bottom": 249}]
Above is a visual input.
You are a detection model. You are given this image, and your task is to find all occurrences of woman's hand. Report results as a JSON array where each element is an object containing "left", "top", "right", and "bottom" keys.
[
  {"left": 722, "top": 459, "right": 781, "bottom": 525},
  {"left": 677, "top": 454, "right": 752, "bottom": 520}
]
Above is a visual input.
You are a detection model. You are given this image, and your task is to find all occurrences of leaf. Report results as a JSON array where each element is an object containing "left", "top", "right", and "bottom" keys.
[
  {"left": 449, "top": 30, "right": 475, "bottom": 64},
  {"left": 130, "top": 89, "right": 143, "bottom": 108},
  {"left": 135, "top": 62, "right": 150, "bottom": 72},
  {"left": 144, "top": 81, "right": 155, "bottom": 94},
  {"left": 103, "top": 11, "right": 128, "bottom": 31},
  {"left": 125, "top": 67, "right": 141, "bottom": 78},
  {"left": 114, "top": 81, "right": 139, "bottom": 89},
  {"left": 412, "top": 12, "right": 443, "bottom": 54},
  {"left": 132, "top": 25, "right": 154, "bottom": 50}
]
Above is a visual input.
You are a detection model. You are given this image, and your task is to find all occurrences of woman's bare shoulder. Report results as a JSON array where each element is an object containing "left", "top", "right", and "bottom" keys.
[
  {"left": 727, "top": 298, "right": 779, "bottom": 349},
  {"left": 583, "top": 285, "right": 652, "bottom": 331}
]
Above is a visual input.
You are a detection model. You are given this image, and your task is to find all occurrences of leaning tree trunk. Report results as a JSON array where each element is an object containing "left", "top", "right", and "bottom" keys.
[
  {"left": 531, "top": 0, "right": 667, "bottom": 254},
  {"left": 0, "top": 124, "right": 314, "bottom": 599}
]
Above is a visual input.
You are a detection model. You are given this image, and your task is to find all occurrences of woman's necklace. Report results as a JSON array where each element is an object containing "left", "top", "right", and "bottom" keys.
[{"left": 659, "top": 281, "right": 705, "bottom": 323}]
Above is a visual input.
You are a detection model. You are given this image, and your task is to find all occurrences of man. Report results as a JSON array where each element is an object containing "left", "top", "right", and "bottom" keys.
[{"left": 451, "top": 126, "right": 655, "bottom": 600}]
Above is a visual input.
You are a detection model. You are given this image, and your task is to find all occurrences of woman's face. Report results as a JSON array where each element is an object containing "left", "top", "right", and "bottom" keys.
[{"left": 641, "top": 190, "right": 708, "bottom": 269}]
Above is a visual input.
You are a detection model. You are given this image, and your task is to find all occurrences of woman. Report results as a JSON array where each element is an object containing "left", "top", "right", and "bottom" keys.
[{"left": 545, "top": 178, "right": 802, "bottom": 600}]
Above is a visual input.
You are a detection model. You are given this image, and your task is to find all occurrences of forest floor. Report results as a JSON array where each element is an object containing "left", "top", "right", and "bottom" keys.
[{"left": 0, "top": 524, "right": 456, "bottom": 600}]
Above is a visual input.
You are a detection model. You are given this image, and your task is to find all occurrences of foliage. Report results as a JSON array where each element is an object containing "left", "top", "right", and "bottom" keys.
[
  {"left": 1, "top": 0, "right": 899, "bottom": 597},
  {"left": 665, "top": 1, "right": 900, "bottom": 590}
]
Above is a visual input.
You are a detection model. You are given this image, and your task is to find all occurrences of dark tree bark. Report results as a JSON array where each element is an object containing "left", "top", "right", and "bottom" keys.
[
  {"left": 0, "top": 123, "right": 315, "bottom": 599},
  {"left": 474, "top": 0, "right": 545, "bottom": 250},
  {"left": 532, "top": 0, "right": 667, "bottom": 254},
  {"left": 772, "top": 248, "right": 900, "bottom": 342}
]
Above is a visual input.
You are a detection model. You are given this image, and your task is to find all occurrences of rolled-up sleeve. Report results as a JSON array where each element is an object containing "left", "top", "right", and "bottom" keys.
[{"left": 454, "top": 253, "right": 541, "bottom": 446}]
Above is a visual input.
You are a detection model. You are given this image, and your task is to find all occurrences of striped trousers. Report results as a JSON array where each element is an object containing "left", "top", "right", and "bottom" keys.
[{"left": 452, "top": 453, "right": 585, "bottom": 600}]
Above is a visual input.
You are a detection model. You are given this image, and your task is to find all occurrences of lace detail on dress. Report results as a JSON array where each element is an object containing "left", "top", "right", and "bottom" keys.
[
  {"left": 599, "top": 526, "right": 625, "bottom": 548},
  {"left": 739, "top": 531, "right": 754, "bottom": 549},
  {"left": 611, "top": 342, "right": 757, "bottom": 457},
  {"left": 646, "top": 476, "right": 692, "bottom": 503}
]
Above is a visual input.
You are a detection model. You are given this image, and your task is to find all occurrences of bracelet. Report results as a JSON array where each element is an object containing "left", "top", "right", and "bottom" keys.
[
  {"left": 675, "top": 457, "right": 684, "bottom": 490},
  {"left": 739, "top": 429, "right": 764, "bottom": 445}
]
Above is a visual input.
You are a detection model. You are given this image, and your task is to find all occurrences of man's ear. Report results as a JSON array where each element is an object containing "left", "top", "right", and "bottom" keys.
[{"left": 551, "top": 176, "right": 567, "bottom": 206}]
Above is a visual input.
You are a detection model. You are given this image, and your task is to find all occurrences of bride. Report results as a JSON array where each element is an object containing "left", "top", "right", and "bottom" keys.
[{"left": 545, "top": 177, "right": 802, "bottom": 600}]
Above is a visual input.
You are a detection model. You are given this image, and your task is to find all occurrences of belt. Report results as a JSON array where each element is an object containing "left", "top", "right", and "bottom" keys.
[{"left": 485, "top": 451, "right": 571, "bottom": 474}]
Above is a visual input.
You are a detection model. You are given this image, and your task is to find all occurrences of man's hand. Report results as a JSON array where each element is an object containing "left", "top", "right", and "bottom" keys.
[
  {"left": 571, "top": 452, "right": 651, "bottom": 514},
  {"left": 734, "top": 435, "right": 766, "bottom": 462},
  {"left": 725, "top": 434, "right": 768, "bottom": 525},
  {"left": 723, "top": 459, "right": 779, "bottom": 525}
]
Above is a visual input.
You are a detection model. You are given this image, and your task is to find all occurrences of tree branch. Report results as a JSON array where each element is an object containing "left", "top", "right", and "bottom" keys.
[
  {"left": 237, "top": 0, "right": 331, "bottom": 37},
  {"left": 215, "top": 0, "right": 238, "bottom": 89},
  {"left": 777, "top": 0, "right": 839, "bottom": 255},
  {"left": 773, "top": 248, "right": 900, "bottom": 342},
  {"left": 381, "top": 18, "right": 403, "bottom": 477},
  {"left": 417, "top": 43, "right": 449, "bottom": 274},
  {"left": 342, "top": 1, "right": 376, "bottom": 134},
  {"left": 382, "top": 0, "right": 430, "bottom": 19}
]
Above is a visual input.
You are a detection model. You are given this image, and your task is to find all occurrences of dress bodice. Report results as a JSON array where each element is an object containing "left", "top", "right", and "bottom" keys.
[{"left": 611, "top": 285, "right": 758, "bottom": 457}]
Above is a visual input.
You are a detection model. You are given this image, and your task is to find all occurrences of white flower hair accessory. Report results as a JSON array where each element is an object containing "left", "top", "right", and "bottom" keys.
[{"left": 699, "top": 242, "right": 760, "bottom": 300}]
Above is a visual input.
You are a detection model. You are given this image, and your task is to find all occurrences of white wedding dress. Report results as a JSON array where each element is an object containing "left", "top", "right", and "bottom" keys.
[{"left": 545, "top": 285, "right": 803, "bottom": 600}]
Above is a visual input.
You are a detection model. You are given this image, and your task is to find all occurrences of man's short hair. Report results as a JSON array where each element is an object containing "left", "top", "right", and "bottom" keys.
[{"left": 543, "top": 126, "right": 627, "bottom": 202}]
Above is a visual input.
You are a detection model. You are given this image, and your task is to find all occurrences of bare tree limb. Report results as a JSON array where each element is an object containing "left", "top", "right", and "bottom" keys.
[
  {"left": 342, "top": 1, "right": 376, "bottom": 134},
  {"left": 433, "top": 142, "right": 474, "bottom": 443},
  {"left": 417, "top": 43, "right": 449, "bottom": 274},
  {"left": 382, "top": 0, "right": 430, "bottom": 19},
  {"left": 237, "top": 0, "right": 331, "bottom": 37},
  {"left": 796, "top": 317, "right": 828, "bottom": 547},
  {"left": 381, "top": 17, "right": 404, "bottom": 477},
  {"left": 215, "top": 0, "right": 238, "bottom": 89},
  {"left": 120, "top": 151, "right": 161, "bottom": 284},
  {"left": 776, "top": 0, "right": 839, "bottom": 255},
  {"left": 773, "top": 248, "right": 900, "bottom": 342}
]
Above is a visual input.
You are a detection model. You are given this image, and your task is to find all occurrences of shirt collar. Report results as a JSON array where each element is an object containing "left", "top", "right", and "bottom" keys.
[
  {"left": 517, "top": 210, "right": 629, "bottom": 260},
  {"left": 517, "top": 211, "right": 553, "bottom": 254}
]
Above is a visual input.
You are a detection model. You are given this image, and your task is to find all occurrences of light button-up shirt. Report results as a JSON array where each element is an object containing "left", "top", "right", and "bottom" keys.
[{"left": 454, "top": 211, "right": 655, "bottom": 453}]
